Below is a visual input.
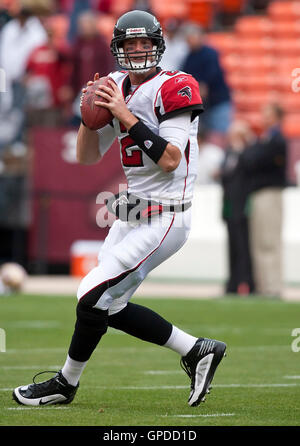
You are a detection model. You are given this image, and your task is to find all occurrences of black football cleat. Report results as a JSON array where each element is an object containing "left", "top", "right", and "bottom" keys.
[
  {"left": 181, "top": 338, "right": 227, "bottom": 407},
  {"left": 12, "top": 370, "right": 79, "bottom": 406}
]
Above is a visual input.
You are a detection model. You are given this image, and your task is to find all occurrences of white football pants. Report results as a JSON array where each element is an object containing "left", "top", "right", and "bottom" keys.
[{"left": 77, "top": 209, "right": 192, "bottom": 315}]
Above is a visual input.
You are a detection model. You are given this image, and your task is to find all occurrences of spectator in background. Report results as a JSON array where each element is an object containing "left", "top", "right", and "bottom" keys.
[
  {"left": 240, "top": 103, "right": 287, "bottom": 298},
  {"left": 0, "top": 3, "right": 48, "bottom": 149},
  {"left": 95, "top": 0, "right": 115, "bottom": 15},
  {"left": 219, "top": 120, "right": 256, "bottom": 296},
  {"left": 250, "top": 0, "right": 271, "bottom": 12},
  {"left": 25, "top": 16, "right": 73, "bottom": 125},
  {"left": 0, "top": 4, "right": 12, "bottom": 31},
  {"left": 181, "top": 23, "right": 233, "bottom": 139},
  {"left": 196, "top": 127, "right": 225, "bottom": 185},
  {"left": 70, "top": 10, "right": 115, "bottom": 100},
  {"left": 67, "top": 0, "right": 91, "bottom": 43},
  {"left": 160, "top": 18, "right": 189, "bottom": 71}
]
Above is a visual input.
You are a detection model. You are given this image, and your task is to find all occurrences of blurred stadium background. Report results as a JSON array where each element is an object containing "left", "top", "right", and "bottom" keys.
[
  {"left": 0, "top": 0, "right": 299, "bottom": 298},
  {"left": 1, "top": 0, "right": 300, "bottom": 428}
]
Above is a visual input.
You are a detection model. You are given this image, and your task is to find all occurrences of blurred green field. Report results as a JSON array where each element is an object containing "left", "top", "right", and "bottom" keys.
[{"left": 0, "top": 294, "right": 300, "bottom": 426}]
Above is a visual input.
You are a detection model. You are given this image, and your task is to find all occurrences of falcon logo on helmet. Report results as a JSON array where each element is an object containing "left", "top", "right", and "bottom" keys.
[
  {"left": 177, "top": 86, "right": 192, "bottom": 102},
  {"left": 110, "top": 10, "right": 165, "bottom": 73}
]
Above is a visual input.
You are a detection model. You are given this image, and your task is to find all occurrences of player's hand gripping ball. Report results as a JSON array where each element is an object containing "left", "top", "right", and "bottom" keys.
[{"left": 80, "top": 76, "right": 115, "bottom": 130}]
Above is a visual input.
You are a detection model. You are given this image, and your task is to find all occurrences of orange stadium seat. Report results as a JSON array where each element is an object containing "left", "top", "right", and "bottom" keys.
[
  {"left": 273, "top": 38, "right": 300, "bottom": 56},
  {"left": 235, "top": 37, "right": 275, "bottom": 55},
  {"left": 283, "top": 114, "right": 300, "bottom": 137},
  {"left": 187, "top": 0, "right": 218, "bottom": 29},
  {"left": 276, "top": 57, "right": 300, "bottom": 71},
  {"left": 275, "top": 58, "right": 300, "bottom": 91},
  {"left": 206, "top": 32, "right": 237, "bottom": 54},
  {"left": 233, "top": 90, "right": 281, "bottom": 112},
  {"left": 219, "top": 0, "right": 246, "bottom": 13},
  {"left": 275, "top": 73, "right": 297, "bottom": 92},
  {"left": 150, "top": 0, "right": 188, "bottom": 23},
  {"left": 268, "top": 1, "right": 300, "bottom": 21},
  {"left": 283, "top": 93, "right": 300, "bottom": 112},
  {"left": 228, "top": 73, "right": 279, "bottom": 91},
  {"left": 235, "top": 16, "right": 273, "bottom": 37},
  {"left": 274, "top": 62, "right": 300, "bottom": 92},
  {"left": 222, "top": 54, "right": 277, "bottom": 74},
  {"left": 273, "top": 20, "right": 300, "bottom": 39}
]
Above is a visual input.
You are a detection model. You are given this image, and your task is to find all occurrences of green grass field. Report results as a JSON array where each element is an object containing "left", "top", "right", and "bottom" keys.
[{"left": 0, "top": 293, "right": 300, "bottom": 426}]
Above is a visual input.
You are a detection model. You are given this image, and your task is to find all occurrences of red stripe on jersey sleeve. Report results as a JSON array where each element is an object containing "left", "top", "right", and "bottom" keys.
[{"left": 159, "top": 75, "right": 203, "bottom": 115}]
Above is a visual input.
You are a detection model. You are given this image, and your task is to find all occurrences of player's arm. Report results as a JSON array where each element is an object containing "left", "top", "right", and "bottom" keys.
[
  {"left": 157, "top": 142, "right": 182, "bottom": 173},
  {"left": 121, "top": 114, "right": 183, "bottom": 172},
  {"left": 118, "top": 112, "right": 182, "bottom": 172},
  {"left": 77, "top": 74, "right": 101, "bottom": 164},
  {"left": 77, "top": 122, "right": 116, "bottom": 165},
  {"left": 76, "top": 123, "right": 101, "bottom": 165}
]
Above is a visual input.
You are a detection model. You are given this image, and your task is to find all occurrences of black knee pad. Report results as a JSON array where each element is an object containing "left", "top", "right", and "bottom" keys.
[{"left": 75, "top": 301, "right": 108, "bottom": 337}]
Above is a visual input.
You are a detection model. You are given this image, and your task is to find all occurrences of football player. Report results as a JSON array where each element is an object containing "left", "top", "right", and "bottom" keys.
[{"left": 13, "top": 10, "right": 226, "bottom": 408}]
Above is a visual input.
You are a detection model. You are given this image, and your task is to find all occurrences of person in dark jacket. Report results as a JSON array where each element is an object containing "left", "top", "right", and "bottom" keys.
[
  {"left": 181, "top": 23, "right": 233, "bottom": 135},
  {"left": 240, "top": 103, "right": 287, "bottom": 298},
  {"left": 220, "top": 120, "right": 256, "bottom": 295}
]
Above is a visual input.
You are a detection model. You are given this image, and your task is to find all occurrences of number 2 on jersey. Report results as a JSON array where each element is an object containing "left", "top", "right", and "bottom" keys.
[
  {"left": 120, "top": 135, "right": 144, "bottom": 167},
  {"left": 119, "top": 122, "right": 143, "bottom": 167}
]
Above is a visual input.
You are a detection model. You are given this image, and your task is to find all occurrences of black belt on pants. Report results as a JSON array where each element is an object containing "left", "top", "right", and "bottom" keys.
[{"left": 105, "top": 191, "right": 191, "bottom": 222}]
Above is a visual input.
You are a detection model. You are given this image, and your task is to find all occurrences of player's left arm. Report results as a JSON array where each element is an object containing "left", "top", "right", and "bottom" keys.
[
  {"left": 95, "top": 76, "right": 203, "bottom": 172},
  {"left": 95, "top": 79, "right": 182, "bottom": 172}
]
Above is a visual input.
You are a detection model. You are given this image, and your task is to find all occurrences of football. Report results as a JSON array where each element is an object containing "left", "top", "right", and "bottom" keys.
[
  {"left": 0, "top": 262, "right": 27, "bottom": 293},
  {"left": 80, "top": 76, "right": 115, "bottom": 130}
]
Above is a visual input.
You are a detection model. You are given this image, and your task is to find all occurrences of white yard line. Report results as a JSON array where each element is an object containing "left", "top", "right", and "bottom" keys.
[
  {"left": 4, "top": 321, "right": 60, "bottom": 329},
  {"left": 283, "top": 375, "right": 300, "bottom": 379},
  {"left": 0, "top": 365, "right": 61, "bottom": 370},
  {"left": 3, "top": 344, "right": 289, "bottom": 355},
  {"left": 2, "top": 383, "right": 298, "bottom": 393},
  {"left": 88, "top": 383, "right": 300, "bottom": 390},
  {"left": 4, "top": 348, "right": 66, "bottom": 354},
  {"left": 162, "top": 413, "right": 235, "bottom": 418},
  {"left": 6, "top": 407, "right": 70, "bottom": 410},
  {"left": 214, "top": 383, "right": 299, "bottom": 388},
  {"left": 3, "top": 346, "right": 158, "bottom": 354},
  {"left": 144, "top": 371, "right": 182, "bottom": 375}
]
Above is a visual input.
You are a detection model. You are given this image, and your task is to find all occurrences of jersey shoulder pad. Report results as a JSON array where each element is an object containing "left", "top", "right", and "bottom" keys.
[
  {"left": 108, "top": 70, "right": 128, "bottom": 86},
  {"left": 155, "top": 71, "right": 204, "bottom": 122}
]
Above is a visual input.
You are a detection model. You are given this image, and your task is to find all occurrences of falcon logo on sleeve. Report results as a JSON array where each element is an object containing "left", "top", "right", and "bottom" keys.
[
  {"left": 177, "top": 86, "right": 192, "bottom": 102},
  {"left": 154, "top": 72, "right": 204, "bottom": 123}
]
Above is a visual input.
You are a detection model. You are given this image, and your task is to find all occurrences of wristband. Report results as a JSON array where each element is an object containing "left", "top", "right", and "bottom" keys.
[{"left": 128, "top": 120, "right": 168, "bottom": 164}]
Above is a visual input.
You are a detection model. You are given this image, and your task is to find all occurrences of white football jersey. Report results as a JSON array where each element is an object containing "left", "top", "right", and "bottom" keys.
[{"left": 97, "top": 68, "right": 203, "bottom": 203}]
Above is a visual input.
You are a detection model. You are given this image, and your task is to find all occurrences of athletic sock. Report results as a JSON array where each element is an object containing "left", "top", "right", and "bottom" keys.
[
  {"left": 164, "top": 325, "right": 198, "bottom": 357},
  {"left": 61, "top": 354, "right": 88, "bottom": 386}
]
